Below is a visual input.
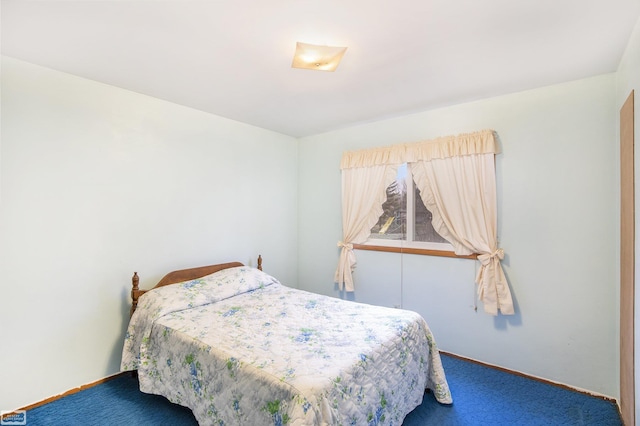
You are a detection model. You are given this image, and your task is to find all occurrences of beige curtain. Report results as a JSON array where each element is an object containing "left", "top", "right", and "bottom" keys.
[
  {"left": 334, "top": 163, "right": 398, "bottom": 291},
  {"left": 410, "top": 152, "right": 514, "bottom": 315},
  {"left": 337, "top": 130, "right": 514, "bottom": 315}
]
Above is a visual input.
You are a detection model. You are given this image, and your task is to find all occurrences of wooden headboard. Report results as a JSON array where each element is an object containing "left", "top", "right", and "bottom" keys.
[{"left": 130, "top": 255, "right": 262, "bottom": 317}]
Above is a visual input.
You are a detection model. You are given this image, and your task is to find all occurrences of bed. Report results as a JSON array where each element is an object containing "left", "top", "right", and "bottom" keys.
[{"left": 121, "top": 258, "right": 452, "bottom": 425}]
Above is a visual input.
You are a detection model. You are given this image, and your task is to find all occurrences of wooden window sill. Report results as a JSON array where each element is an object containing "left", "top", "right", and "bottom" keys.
[{"left": 352, "top": 243, "right": 478, "bottom": 259}]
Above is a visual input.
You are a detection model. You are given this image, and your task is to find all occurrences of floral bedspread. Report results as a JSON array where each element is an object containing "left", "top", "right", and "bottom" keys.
[{"left": 121, "top": 266, "right": 452, "bottom": 425}]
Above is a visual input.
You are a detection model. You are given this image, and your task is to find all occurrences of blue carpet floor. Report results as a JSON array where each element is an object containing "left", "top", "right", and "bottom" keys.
[{"left": 19, "top": 354, "right": 622, "bottom": 425}]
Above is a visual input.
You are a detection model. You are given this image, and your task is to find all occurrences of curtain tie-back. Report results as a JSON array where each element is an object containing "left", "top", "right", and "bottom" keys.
[
  {"left": 337, "top": 241, "right": 353, "bottom": 250},
  {"left": 478, "top": 248, "right": 504, "bottom": 266}
]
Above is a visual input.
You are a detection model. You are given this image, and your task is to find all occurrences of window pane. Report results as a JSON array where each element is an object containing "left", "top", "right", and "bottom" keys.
[
  {"left": 369, "top": 164, "right": 449, "bottom": 246},
  {"left": 370, "top": 178, "right": 406, "bottom": 240},
  {"left": 414, "top": 185, "right": 448, "bottom": 243}
]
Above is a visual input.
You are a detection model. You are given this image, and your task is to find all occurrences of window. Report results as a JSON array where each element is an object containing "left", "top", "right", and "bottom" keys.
[
  {"left": 366, "top": 164, "right": 453, "bottom": 251},
  {"left": 336, "top": 130, "right": 513, "bottom": 315}
]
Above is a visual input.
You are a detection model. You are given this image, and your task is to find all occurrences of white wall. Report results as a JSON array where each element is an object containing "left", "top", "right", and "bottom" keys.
[
  {"left": 0, "top": 57, "right": 298, "bottom": 411},
  {"left": 298, "top": 74, "right": 619, "bottom": 397},
  {"left": 616, "top": 14, "right": 640, "bottom": 424}
]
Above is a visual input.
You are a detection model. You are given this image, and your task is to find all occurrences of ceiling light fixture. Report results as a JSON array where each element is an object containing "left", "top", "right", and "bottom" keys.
[{"left": 291, "top": 42, "right": 347, "bottom": 72}]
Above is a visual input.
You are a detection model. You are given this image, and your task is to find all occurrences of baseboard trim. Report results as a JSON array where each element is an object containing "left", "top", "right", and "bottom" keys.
[
  {"left": 2, "top": 371, "right": 129, "bottom": 419},
  {"left": 440, "top": 350, "right": 619, "bottom": 404}
]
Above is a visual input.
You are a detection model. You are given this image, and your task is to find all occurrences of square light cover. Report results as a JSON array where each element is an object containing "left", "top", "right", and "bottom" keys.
[{"left": 291, "top": 42, "right": 347, "bottom": 72}]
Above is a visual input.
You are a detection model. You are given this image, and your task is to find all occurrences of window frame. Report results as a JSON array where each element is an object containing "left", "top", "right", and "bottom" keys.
[{"left": 361, "top": 164, "right": 477, "bottom": 259}]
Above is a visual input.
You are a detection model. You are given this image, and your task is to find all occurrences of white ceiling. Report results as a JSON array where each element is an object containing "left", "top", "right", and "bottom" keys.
[{"left": 2, "top": 0, "right": 639, "bottom": 138}]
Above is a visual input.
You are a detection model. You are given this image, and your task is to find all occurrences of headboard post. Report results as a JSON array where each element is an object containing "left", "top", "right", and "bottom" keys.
[
  {"left": 130, "top": 272, "right": 140, "bottom": 318},
  {"left": 258, "top": 255, "right": 262, "bottom": 271}
]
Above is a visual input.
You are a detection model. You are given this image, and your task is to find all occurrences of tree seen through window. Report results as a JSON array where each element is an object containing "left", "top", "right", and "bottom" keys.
[{"left": 370, "top": 164, "right": 448, "bottom": 244}]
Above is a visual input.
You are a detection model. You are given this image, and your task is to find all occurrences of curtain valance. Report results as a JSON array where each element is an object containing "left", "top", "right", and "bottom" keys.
[{"left": 340, "top": 129, "right": 499, "bottom": 169}]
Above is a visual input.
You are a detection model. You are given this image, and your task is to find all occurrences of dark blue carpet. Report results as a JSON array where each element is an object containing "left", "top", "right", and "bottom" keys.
[
  {"left": 404, "top": 355, "right": 622, "bottom": 425},
  {"left": 21, "top": 354, "right": 622, "bottom": 425}
]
